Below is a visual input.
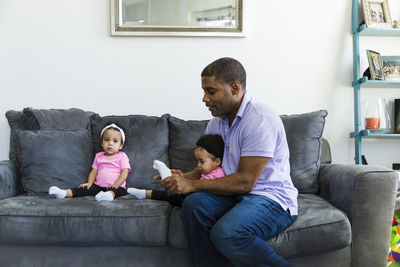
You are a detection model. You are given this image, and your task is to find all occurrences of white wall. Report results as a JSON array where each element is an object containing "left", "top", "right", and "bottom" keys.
[{"left": 1, "top": 0, "right": 400, "bottom": 167}]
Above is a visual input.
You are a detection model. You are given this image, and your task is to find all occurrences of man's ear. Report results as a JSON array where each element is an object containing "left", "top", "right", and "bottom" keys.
[{"left": 231, "top": 81, "right": 241, "bottom": 95}]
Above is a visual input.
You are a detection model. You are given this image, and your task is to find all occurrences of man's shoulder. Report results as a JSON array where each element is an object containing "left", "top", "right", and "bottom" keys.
[{"left": 245, "top": 98, "right": 280, "bottom": 123}]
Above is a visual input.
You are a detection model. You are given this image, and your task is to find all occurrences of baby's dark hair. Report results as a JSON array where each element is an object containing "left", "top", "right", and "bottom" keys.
[
  {"left": 196, "top": 134, "right": 224, "bottom": 160},
  {"left": 100, "top": 121, "right": 126, "bottom": 144}
]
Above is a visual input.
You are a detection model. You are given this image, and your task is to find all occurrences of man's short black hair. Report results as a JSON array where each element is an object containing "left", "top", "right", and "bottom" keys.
[
  {"left": 201, "top": 57, "right": 246, "bottom": 89},
  {"left": 196, "top": 134, "right": 225, "bottom": 160}
]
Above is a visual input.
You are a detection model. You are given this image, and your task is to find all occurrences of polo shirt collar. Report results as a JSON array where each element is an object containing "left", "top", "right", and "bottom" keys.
[{"left": 221, "top": 92, "right": 251, "bottom": 124}]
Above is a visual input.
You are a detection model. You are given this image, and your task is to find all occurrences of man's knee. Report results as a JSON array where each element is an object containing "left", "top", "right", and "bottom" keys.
[{"left": 210, "top": 220, "right": 249, "bottom": 253}]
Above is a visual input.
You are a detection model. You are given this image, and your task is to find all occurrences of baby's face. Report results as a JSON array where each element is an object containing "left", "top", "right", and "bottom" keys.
[
  {"left": 194, "top": 147, "right": 221, "bottom": 175},
  {"left": 101, "top": 129, "right": 123, "bottom": 156}
]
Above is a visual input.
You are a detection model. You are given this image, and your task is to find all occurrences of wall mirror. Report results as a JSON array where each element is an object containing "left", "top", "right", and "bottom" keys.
[{"left": 110, "top": 0, "right": 244, "bottom": 37}]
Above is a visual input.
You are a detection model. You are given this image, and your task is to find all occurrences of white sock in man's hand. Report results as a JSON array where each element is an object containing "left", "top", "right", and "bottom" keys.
[{"left": 153, "top": 160, "right": 172, "bottom": 180}]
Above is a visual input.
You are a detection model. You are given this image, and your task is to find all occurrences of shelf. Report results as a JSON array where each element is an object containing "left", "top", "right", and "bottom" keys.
[
  {"left": 354, "top": 77, "right": 400, "bottom": 88},
  {"left": 350, "top": 130, "right": 400, "bottom": 139},
  {"left": 358, "top": 24, "right": 400, "bottom": 36}
]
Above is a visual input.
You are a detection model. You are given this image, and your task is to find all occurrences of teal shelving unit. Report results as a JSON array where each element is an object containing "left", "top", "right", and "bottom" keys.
[{"left": 351, "top": 0, "right": 400, "bottom": 164}]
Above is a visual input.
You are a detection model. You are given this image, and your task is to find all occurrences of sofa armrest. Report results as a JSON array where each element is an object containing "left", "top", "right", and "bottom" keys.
[
  {"left": 318, "top": 164, "right": 398, "bottom": 267},
  {"left": 0, "top": 160, "right": 18, "bottom": 199}
]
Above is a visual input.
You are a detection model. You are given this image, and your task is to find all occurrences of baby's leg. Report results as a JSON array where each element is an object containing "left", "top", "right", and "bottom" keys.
[
  {"left": 153, "top": 160, "right": 172, "bottom": 180},
  {"left": 127, "top": 188, "right": 152, "bottom": 199},
  {"left": 49, "top": 186, "right": 73, "bottom": 198},
  {"left": 95, "top": 191, "right": 114, "bottom": 202}
]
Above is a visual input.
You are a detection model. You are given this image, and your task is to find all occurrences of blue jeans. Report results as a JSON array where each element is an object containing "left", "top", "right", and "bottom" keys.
[{"left": 181, "top": 192, "right": 297, "bottom": 267}]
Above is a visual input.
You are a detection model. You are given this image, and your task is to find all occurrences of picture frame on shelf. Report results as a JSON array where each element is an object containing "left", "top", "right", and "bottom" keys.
[
  {"left": 366, "top": 49, "right": 384, "bottom": 80},
  {"left": 382, "top": 56, "right": 400, "bottom": 81},
  {"left": 361, "top": 0, "right": 392, "bottom": 28}
]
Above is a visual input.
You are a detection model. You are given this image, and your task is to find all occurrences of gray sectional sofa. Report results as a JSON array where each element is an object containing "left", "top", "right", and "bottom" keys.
[{"left": 0, "top": 108, "right": 397, "bottom": 267}]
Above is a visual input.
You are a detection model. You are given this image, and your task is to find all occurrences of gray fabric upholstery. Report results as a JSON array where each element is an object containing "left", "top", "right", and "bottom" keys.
[
  {"left": 168, "top": 206, "right": 188, "bottom": 248},
  {"left": 287, "top": 246, "right": 351, "bottom": 267},
  {"left": 21, "top": 108, "right": 92, "bottom": 130},
  {"left": 90, "top": 114, "right": 170, "bottom": 190},
  {"left": 0, "top": 161, "right": 17, "bottom": 200},
  {"left": 0, "top": 195, "right": 170, "bottom": 246},
  {"left": 321, "top": 138, "right": 332, "bottom": 164},
  {"left": 0, "top": 244, "right": 351, "bottom": 267},
  {"left": 0, "top": 245, "right": 193, "bottom": 267},
  {"left": 269, "top": 194, "right": 351, "bottom": 258},
  {"left": 15, "top": 129, "right": 93, "bottom": 195},
  {"left": 280, "top": 110, "right": 328, "bottom": 193},
  {"left": 168, "top": 116, "right": 209, "bottom": 172},
  {"left": 167, "top": 194, "right": 351, "bottom": 258},
  {"left": 319, "top": 164, "right": 398, "bottom": 267},
  {"left": 5, "top": 108, "right": 94, "bottom": 194}
]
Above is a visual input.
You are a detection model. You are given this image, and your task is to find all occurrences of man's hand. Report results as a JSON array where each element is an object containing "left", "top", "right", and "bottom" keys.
[
  {"left": 78, "top": 182, "right": 93, "bottom": 189},
  {"left": 160, "top": 174, "right": 196, "bottom": 195}
]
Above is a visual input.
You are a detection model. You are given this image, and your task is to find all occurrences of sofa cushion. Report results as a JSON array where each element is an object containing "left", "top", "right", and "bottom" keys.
[
  {"left": 5, "top": 108, "right": 95, "bottom": 194},
  {"left": 280, "top": 110, "right": 328, "bottom": 193},
  {"left": 167, "top": 194, "right": 351, "bottom": 258},
  {"left": 0, "top": 195, "right": 170, "bottom": 246},
  {"left": 168, "top": 116, "right": 209, "bottom": 172},
  {"left": 90, "top": 114, "right": 170, "bottom": 190},
  {"left": 15, "top": 129, "right": 93, "bottom": 195}
]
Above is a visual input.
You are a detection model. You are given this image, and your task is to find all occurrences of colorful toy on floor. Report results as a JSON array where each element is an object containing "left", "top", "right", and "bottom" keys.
[
  {"left": 390, "top": 211, "right": 400, "bottom": 266},
  {"left": 389, "top": 243, "right": 400, "bottom": 266}
]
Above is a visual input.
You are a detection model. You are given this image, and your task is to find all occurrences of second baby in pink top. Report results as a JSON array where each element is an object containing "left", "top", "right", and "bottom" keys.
[{"left": 127, "top": 134, "right": 226, "bottom": 206}]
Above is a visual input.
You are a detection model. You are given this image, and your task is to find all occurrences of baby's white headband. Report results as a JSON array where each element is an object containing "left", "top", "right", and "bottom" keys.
[{"left": 100, "top": 123, "right": 125, "bottom": 143}]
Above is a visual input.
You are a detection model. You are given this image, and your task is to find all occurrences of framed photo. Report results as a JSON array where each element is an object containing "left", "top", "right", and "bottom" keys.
[
  {"left": 366, "top": 50, "right": 384, "bottom": 80},
  {"left": 361, "top": 0, "right": 392, "bottom": 28},
  {"left": 382, "top": 56, "right": 400, "bottom": 81}
]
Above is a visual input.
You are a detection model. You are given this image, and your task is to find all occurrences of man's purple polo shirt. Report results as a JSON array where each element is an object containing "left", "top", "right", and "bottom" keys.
[{"left": 205, "top": 93, "right": 298, "bottom": 215}]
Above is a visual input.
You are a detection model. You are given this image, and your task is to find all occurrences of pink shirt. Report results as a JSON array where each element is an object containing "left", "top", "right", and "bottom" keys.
[
  {"left": 200, "top": 166, "right": 225, "bottom": 180},
  {"left": 92, "top": 152, "right": 131, "bottom": 188}
]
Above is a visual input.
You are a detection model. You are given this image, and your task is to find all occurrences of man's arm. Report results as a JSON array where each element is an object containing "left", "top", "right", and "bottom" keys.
[
  {"left": 160, "top": 156, "right": 270, "bottom": 195},
  {"left": 181, "top": 167, "right": 202, "bottom": 180}
]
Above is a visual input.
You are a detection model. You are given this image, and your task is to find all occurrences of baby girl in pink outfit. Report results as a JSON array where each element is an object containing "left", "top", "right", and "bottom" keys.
[
  {"left": 49, "top": 122, "right": 131, "bottom": 202},
  {"left": 127, "top": 134, "right": 225, "bottom": 206}
]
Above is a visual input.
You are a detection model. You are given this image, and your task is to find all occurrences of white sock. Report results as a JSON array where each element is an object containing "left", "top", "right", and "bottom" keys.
[
  {"left": 127, "top": 188, "right": 146, "bottom": 199},
  {"left": 49, "top": 186, "right": 67, "bottom": 199},
  {"left": 96, "top": 191, "right": 114, "bottom": 202},
  {"left": 153, "top": 160, "right": 171, "bottom": 180}
]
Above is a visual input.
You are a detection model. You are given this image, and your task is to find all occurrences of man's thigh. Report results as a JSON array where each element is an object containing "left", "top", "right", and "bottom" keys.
[
  {"left": 182, "top": 192, "right": 237, "bottom": 223},
  {"left": 214, "top": 194, "right": 292, "bottom": 240}
]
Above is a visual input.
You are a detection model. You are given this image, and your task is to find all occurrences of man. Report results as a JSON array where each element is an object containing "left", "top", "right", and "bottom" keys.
[{"left": 161, "top": 57, "right": 298, "bottom": 267}]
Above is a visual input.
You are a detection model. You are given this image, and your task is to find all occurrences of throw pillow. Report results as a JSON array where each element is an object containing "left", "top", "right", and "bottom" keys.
[
  {"left": 15, "top": 129, "right": 93, "bottom": 195},
  {"left": 168, "top": 116, "right": 209, "bottom": 172},
  {"left": 280, "top": 110, "right": 328, "bottom": 193}
]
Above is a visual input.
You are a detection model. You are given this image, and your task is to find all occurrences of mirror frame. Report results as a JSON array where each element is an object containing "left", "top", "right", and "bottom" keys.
[{"left": 110, "top": 0, "right": 245, "bottom": 37}]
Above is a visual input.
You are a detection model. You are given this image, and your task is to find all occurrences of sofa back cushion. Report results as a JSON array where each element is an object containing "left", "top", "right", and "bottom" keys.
[
  {"left": 281, "top": 110, "right": 328, "bottom": 193},
  {"left": 90, "top": 114, "right": 170, "bottom": 190},
  {"left": 5, "top": 108, "right": 95, "bottom": 194},
  {"left": 15, "top": 129, "right": 93, "bottom": 195},
  {"left": 168, "top": 116, "right": 209, "bottom": 172}
]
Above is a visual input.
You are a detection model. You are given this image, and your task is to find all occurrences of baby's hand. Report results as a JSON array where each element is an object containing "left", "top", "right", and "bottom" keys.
[
  {"left": 79, "top": 183, "right": 92, "bottom": 189},
  {"left": 171, "top": 169, "right": 183, "bottom": 176},
  {"left": 107, "top": 184, "right": 119, "bottom": 189}
]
